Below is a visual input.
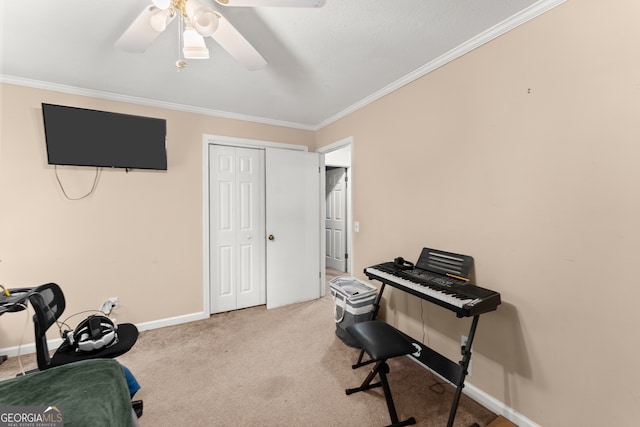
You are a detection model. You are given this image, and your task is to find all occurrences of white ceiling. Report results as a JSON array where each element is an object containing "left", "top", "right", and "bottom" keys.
[{"left": 0, "top": 0, "right": 560, "bottom": 130}]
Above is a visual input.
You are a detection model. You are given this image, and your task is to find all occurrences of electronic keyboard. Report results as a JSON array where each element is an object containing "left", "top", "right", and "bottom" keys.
[{"left": 364, "top": 248, "right": 500, "bottom": 317}]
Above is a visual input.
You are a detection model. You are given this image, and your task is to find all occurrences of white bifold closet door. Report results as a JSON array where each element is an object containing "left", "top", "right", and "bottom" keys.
[
  {"left": 210, "top": 145, "right": 265, "bottom": 313},
  {"left": 209, "top": 145, "right": 321, "bottom": 314},
  {"left": 265, "top": 147, "right": 321, "bottom": 309}
]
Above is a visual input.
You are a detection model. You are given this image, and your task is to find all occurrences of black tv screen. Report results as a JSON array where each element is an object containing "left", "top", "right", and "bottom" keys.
[{"left": 42, "top": 103, "right": 167, "bottom": 170}]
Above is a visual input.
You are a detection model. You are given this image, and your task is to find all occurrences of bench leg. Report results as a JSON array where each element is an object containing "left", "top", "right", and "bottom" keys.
[
  {"left": 345, "top": 361, "right": 416, "bottom": 427},
  {"left": 346, "top": 360, "right": 384, "bottom": 395},
  {"left": 378, "top": 363, "right": 416, "bottom": 427}
]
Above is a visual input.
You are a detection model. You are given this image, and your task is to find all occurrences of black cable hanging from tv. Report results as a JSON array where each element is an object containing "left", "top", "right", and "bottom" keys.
[{"left": 54, "top": 166, "right": 101, "bottom": 200}]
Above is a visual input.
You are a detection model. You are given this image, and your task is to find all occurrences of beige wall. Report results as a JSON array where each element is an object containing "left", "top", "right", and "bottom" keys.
[
  {"left": 3, "top": 0, "right": 639, "bottom": 425},
  {"left": 317, "top": 0, "right": 640, "bottom": 425},
  {"left": 0, "top": 84, "right": 314, "bottom": 346}
]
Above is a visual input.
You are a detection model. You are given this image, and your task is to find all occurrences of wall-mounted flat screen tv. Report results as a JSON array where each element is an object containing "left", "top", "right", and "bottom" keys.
[{"left": 42, "top": 103, "right": 167, "bottom": 170}]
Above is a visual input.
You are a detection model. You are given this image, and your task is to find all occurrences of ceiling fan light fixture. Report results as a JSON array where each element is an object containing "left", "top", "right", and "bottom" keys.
[
  {"left": 191, "top": 9, "right": 220, "bottom": 36},
  {"left": 183, "top": 27, "right": 210, "bottom": 59},
  {"left": 185, "top": 0, "right": 220, "bottom": 37},
  {"left": 149, "top": 8, "right": 170, "bottom": 32}
]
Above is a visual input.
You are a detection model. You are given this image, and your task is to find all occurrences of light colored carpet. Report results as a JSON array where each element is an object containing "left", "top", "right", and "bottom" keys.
[{"left": 0, "top": 274, "right": 497, "bottom": 426}]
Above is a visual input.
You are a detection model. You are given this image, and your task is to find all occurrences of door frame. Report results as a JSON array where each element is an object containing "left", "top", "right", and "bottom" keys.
[
  {"left": 317, "top": 136, "right": 354, "bottom": 275},
  {"left": 202, "top": 134, "right": 324, "bottom": 314}
]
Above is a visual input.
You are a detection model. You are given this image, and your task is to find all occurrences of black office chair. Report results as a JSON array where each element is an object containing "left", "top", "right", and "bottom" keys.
[
  {"left": 345, "top": 320, "right": 417, "bottom": 427},
  {"left": 28, "top": 282, "right": 139, "bottom": 371}
]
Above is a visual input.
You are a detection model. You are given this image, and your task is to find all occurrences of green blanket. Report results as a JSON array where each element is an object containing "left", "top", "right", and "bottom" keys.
[{"left": 0, "top": 359, "right": 132, "bottom": 427}]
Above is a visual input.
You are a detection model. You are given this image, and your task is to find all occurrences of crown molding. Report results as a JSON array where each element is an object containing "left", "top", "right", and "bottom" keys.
[
  {"left": 0, "top": 74, "right": 315, "bottom": 131},
  {"left": 314, "top": 0, "right": 566, "bottom": 130},
  {"left": 1, "top": 0, "right": 565, "bottom": 132}
]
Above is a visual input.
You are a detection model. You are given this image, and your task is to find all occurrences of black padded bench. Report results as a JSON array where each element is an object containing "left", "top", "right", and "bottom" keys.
[{"left": 345, "top": 320, "right": 417, "bottom": 427}]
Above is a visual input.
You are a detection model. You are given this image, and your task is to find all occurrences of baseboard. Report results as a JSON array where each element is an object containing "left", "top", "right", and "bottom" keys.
[
  {"left": 134, "top": 311, "right": 209, "bottom": 332},
  {"left": 407, "top": 355, "right": 540, "bottom": 427},
  {"left": 463, "top": 381, "right": 540, "bottom": 427},
  {"left": 1, "top": 342, "right": 41, "bottom": 358},
  {"left": 0, "top": 311, "right": 209, "bottom": 358}
]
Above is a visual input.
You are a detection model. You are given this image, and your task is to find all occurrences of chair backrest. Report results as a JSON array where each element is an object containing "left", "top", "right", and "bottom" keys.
[{"left": 28, "top": 283, "right": 66, "bottom": 370}]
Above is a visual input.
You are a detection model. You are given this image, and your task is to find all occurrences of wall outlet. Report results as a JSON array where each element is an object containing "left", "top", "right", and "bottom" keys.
[
  {"left": 101, "top": 297, "right": 119, "bottom": 315},
  {"left": 108, "top": 297, "right": 119, "bottom": 309},
  {"left": 461, "top": 335, "right": 472, "bottom": 376}
]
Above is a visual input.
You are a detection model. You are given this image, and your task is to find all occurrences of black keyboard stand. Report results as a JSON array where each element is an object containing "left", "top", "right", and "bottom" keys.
[{"left": 354, "top": 280, "right": 481, "bottom": 427}]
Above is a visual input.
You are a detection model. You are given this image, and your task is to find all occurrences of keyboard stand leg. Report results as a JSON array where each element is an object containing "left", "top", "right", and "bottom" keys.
[{"left": 446, "top": 315, "right": 479, "bottom": 427}]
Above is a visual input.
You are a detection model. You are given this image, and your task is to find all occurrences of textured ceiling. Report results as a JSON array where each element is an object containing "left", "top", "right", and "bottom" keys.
[{"left": 0, "top": 0, "right": 562, "bottom": 129}]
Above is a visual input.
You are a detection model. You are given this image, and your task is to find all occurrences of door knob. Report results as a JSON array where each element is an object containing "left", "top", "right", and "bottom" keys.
[{"left": 268, "top": 234, "right": 275, "bottom": 241}]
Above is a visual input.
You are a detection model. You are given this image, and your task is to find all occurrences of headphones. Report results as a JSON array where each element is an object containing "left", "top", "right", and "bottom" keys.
[
  {"left": 393, "top": 256, "right": 414, "bottom": 270},
  {"left": 63, "top": 315, "right": 118, "bottom": 352}
]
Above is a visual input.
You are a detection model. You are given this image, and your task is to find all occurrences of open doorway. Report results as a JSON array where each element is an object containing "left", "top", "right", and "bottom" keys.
[{"left": 319, "top": 138, "right": 353, "bottom": 276}]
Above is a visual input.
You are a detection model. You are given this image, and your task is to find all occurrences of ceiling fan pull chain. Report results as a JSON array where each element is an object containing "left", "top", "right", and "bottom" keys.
[{"left": 176, "top": 13, "right": 187, "bottom": 71}]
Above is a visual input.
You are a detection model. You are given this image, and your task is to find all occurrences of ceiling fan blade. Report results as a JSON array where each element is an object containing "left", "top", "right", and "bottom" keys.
[
  {"left": 215, "top": 0, "right": 325, "bottom": 7},
  {"left": 115, "top": 5, "right": 174, "bottom": 53},
  {"left": 210, "top": 15, "right": 267, "bottom": 70}
]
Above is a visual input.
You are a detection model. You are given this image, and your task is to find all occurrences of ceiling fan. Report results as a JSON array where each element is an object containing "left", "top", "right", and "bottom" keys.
[{"left": 115, "top": 0, "right": 326, "bottom": 71}]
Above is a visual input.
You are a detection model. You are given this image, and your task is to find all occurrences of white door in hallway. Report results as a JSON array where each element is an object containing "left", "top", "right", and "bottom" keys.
[
  {"left": 325, "top": 167, "right": 347, "bottom": 271},
  {"left": 209, "top": 145, "right": 265, "bottom": 313},
  {"left": 265, "top": 148, "right": 322, "bottom": 309}
]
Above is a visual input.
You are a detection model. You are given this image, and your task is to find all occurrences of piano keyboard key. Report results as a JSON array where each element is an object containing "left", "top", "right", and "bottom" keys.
[{"left": 365, "top": 267, "right": 474, "bottom": 308}]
